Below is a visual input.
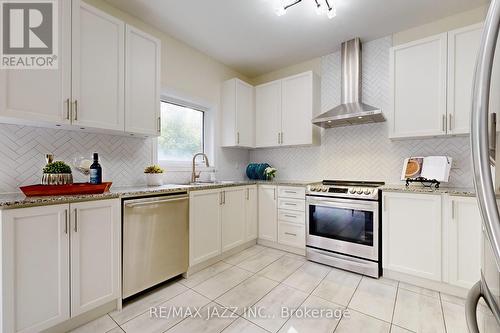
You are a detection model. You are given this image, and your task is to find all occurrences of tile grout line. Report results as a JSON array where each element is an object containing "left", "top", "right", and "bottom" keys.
[
  {"left": 389, "top": 281, "right": 400, "bottom": 325},
  {"left": 438, "top": 292, "right": 448, "bottom": 333}
]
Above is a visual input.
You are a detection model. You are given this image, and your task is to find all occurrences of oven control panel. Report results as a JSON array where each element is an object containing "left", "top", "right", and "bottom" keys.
[{"left": 307, "top": 184, "right": 379, "bottom": 200}]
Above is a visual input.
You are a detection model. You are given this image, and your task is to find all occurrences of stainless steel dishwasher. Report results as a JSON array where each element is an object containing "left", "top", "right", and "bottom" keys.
[{"left": 122, "top": 192, "right": 189, "bottom": 299}]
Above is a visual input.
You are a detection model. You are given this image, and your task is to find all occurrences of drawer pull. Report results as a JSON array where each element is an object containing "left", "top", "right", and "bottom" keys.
[
  {"left": 284, "top": 232, "right": 297, "bottom": 236},
  {"left": 284, "top": 190, "right": 297, "bottom": 194},
  {"left": 284, "top": 214, "right": 297, "bottom": 218},
  {"left": 284, "top": 203, "right": 296, "bottom": 206}
]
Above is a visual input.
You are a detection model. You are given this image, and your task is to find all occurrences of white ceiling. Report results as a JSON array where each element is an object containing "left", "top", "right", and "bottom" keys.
[{"left": 105, "top": 0, "right": 489, "bottom": 77}]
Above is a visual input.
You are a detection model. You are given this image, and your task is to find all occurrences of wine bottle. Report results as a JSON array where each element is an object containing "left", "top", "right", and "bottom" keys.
[{"left": 89, "top": 153, "right": 102, "bottom": 184}]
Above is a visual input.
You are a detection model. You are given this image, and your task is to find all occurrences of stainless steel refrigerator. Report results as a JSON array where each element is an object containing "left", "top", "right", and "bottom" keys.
[{"left": 467, "top": 0, "right": 500, "bottom": 331}]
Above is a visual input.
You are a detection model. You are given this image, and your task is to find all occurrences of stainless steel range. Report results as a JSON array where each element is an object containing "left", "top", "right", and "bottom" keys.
[{"left": 306, "top": 180, "right": 384, "bottom": 278}]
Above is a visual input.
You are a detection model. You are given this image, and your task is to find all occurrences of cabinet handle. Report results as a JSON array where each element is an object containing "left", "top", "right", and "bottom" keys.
[
  {"left": 65, "top": 99, "right": 70, "bottom": 120},
  {"left": 442, "top": 114, "right": 446, "bottom": 132},
  {"left": 284, "top": 190, "right": 297, "bottom": 194},
  {"left": 64, "top": 209, "right": 68, "bottom": 234},
  {"left": 278, "top": 133, "right": 281, "bottom": 144},
  {"left": 74, "top": 209, "right": 78, "bottom": 232},
  {"left": 219, "top": 192, "right": 223, "bottom": 205},
  {"left": 449, "top": 114, "right": 453, "bottom": 131},
  {"left": 237, "top": 132, "right": 240, "bottom": 145},
  {"left": 223, "top": 191, "right": 226, "bottom": 204},
  {"left": 284, "top": 232, "right": 297, "bottom": 236},
  {"left": 451, "top": 200, "right": 455, "bottom": 220},
  {"left": 158, "top": 117, "right": 161, "bottom": 132},
  {"left": 284, "top": 214, "right": 297, "bottom": 218},
  {"left": 246, "top": 188, "right": 249, "bottom": 200},
  {"left": 73, "top": 100, "right": 78, "bottom": 121},
  {"left": 284, "top": 202, "right": 296, "bottom": 206}
]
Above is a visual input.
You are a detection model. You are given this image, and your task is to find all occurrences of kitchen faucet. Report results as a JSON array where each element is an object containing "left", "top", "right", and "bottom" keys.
[{"left": 191, "top": 153, "right": 210, "bottom": 183}]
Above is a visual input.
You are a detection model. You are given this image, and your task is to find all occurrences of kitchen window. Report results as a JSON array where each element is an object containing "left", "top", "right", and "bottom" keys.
[{"left": 158, "top": 101, "right": 205, "bottom": 163}]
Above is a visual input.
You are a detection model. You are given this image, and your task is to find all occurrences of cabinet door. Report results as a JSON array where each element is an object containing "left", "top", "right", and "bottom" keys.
[
  {"left": 72, "top": 1, "right": 125, "bottom": 131},
  {"left": 256, "top": 81, "right": 281, "bottom": 147},
  {"left": 0, "top": 0, "right": 71, "bottom": 127},
  {"left": 447, "top": 24, "right": 483, "bottom": 135},
  {"left": 189, "top": 189, "right": 221, "bottom": 266},
  {"left": 245, "top": 186, "right": 258, "bottom": 241},
  {"left": 382, "top": 192, "right": 442, "bottom": 281},
  {"left": 281, "top": 72, "right": 314, "bottom": 146},
  {"left": 125, "top": 25, "right": 161, "bottom": 136},
  {"left": 446, "top": 196, "right": 482, "bottom": 289},
  {"left": 70, "top": 199, "right": 121, "bottom": 316},
  {"left": 236, "top": 80, "right": 255, "bottom": 147},
  {"left": 1, "top": 205, "right": 70, "bottom": 333},
  {"left": 221, "top": 187, "right": 246, "bottom": 252},
  {"left": 258, "top": 185, "right": 278, "bottom": 242},
  {"left": 390, "top": 33, "right": 448, "bottom": 138}
]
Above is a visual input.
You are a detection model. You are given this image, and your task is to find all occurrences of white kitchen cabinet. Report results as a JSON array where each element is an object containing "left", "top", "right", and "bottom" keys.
[
  {"left": 71, "top": 0, "right": 125, "bottom": 131},
  {"left": 0, "top": 0, "right": 72, "bottom": 127},
  {"left": 444, "top": 196, "right": 482, "bottom": 289},
  {"left": 221, "top": 187, "right": 246, "bottom": 252},
  {"left": 256, "top": 80, "right": 282, "bottom": 147},
  {"left": 125, "top": 25, "right": 161, "bottom": 136},
  {"left": 1, "top": 199, "right": 121, "bottom": 333},
  {"left": 70, "top": 200, "right": 121, "bottom": 316},
  {"left": 255, "top": 71, "right": 320, "bottom": 148},
  {"left": 447, "top": 24, "right": 483, "bottom": 135},
  {"left": 222, "top": 79, "right": 255, "bottom": 147},
  {"left": 1, "top": 205, "right": 70, "bottom": 333},
  {"left": 382, "top": 192, "right": 442, "bottom": 281},
  {"left": 189, "top": 189, "right": 222, "bottom": 266},
  {"left": 281, "top": 72, "right": 320, "bottom": 146},
  {"left": 390, "top": 33, "right": 448, "bottom": 138},
  {"left": 258, "top": 185, "right": 278, "bottom": 242},
  {"left": 245, "top": 185, "right": 258, "bottom": 241}
]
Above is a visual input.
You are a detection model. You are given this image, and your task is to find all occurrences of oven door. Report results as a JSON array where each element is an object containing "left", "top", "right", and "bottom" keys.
[{"left": 306, "top": 195, "right": 379, "bottom": 261}]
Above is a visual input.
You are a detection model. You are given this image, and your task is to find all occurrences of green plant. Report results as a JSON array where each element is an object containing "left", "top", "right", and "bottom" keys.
[
  {"left": 144, "top": 165, "right": 165, "bottom": 174},
  {"left": 43, "top": 161, "right": 72, "bottom": 174}
]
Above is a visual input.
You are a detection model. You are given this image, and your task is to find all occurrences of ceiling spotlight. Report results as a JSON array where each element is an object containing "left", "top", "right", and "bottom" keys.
[{"left": 274, "top": 0, "right": 337, "bottom": 19}]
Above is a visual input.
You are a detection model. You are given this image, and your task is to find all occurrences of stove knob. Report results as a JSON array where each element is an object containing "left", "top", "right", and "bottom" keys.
[
  {"left": 310, "top": 186, "right": 316, "bottom": 192},
  {"left": 321, "top": 186, "right": 328, "bottom": 192},
  {"left": 364, "top": 189, "right": 372, "bottom": 195},
  {"left": 349, "top": 188, "right": 356, "bottom": 194},
  {"left": 356, "top": 189, "right": 364, "bottom": 194}
]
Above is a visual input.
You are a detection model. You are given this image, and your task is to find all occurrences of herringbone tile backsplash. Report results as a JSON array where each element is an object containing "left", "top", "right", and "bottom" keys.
[{"left": 250, "top": 36, "right": 474, "bottom": 188}]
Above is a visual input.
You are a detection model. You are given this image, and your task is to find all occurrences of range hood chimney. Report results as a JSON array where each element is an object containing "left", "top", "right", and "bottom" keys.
[{"left": 312, "top": 38, "right": 385, "bottom": 128}]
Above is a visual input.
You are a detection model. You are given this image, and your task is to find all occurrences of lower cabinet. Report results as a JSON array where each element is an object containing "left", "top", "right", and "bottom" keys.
[
  {"left": 258, "top": 185, "right": 278, "bottom": 242},
  {"left": 444, "top": 196, "right": 482, "bottom": 289},
  {"left": 382, "top": 192, "right": 442, "bottom": 281},
  {"left": 190, "top": 186, "right": 255, "bottom": 267},
  {"left": 1, "top": 199, "right": 120, "bottom": 333},
  {"left": 245, "top": 185, "right": 258, "bottom": 241}
]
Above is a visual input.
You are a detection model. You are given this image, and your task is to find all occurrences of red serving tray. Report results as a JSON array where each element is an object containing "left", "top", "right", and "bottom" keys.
[{"left": 20, "top": 182, "right": 113, "bottom": 197}]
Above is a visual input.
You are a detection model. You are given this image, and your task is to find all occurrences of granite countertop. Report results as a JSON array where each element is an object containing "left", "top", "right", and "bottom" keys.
[
  {"left": 381, "top": 184, "right": 476, "bottom": 197},
  {"left": 0, "top": 180, "right": 316, "bottom": 209}
]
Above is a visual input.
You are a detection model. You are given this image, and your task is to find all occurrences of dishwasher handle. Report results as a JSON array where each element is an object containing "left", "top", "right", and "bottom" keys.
[{"left": 124, "top": 194, "right": 188, "bottom": 208}]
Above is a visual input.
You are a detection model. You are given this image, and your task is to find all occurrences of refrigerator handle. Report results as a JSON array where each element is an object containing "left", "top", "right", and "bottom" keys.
[
  {"left": 471, "top": 0, "right": 500, "bottom": 269},
  {"left": 466, "top": 277, "right": 500, "bottom": 332}
]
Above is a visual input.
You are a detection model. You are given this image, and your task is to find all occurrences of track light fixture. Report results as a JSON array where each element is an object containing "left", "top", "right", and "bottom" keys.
[{"left": 276, "top": 0, "right": 336, "bottom": 19}]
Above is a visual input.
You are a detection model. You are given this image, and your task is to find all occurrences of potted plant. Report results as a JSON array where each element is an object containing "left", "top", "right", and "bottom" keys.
[
  {"left": 42, "top": 161, "right": 74, "bottom": 185},
  {"left": 144, "top": 165, "right": 165, "bottom": 186},
  {"left": 264, "top": 167, "right": 277, "bottom": 181}
]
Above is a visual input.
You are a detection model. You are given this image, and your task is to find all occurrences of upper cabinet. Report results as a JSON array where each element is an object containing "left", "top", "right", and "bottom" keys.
[
  {"left": 256, "top": 71, "right": 320, "bottom": 148},
  {"left": 72, "top": 1, "right": 125, "bottom": 131},
  {"left": 0, "top": 0, "right": 72, "bottom": 127},
  {"left": 390, "top": 33, "right": 448, "bottom": 138},
  {"left": 0, "top": 0, "right": 161, "bottom": 137},
  {"left": 221, "top": 79, "right": 255, "bottom": 147},
  {"left": 447, "top": 24, "right": 483, "bottom": 135},
  {"left": 125, "top": 26, "right": 161, "bottom": 136},
  {"left": 390, "top": 23, "right": 498, "bottom": 139}
]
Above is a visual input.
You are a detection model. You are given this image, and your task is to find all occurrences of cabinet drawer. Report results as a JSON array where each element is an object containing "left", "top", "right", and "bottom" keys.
[
  {"left": 278, "top": 198, "right": 305, "bottom": 212},
  {"left": 278, "top": 186, "right": 306, "bottom": 199},
  {"left": 278, "top": 222, "right": 305, "bottom": 248},
  {"left": 278, "top": 209, "right": 305, "bottom": 225}
]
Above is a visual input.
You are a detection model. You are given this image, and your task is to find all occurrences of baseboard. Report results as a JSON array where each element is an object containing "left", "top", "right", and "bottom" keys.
[
  {"left": 186, "top": 239, "right": 257, "bottom": 276},
  {"left": 257, "top": 239, "right": 305, "bottom": 256},
  {"left": 383, "top": 269, "right": 469, "bottom": 298},
  {"left": 41, "top": 299, "right": 119, "bottom": 333}
]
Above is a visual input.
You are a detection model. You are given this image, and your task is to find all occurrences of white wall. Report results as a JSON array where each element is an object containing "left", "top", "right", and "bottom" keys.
[{"left": 249, "top": 36, "right": 473, "bottom": 188}]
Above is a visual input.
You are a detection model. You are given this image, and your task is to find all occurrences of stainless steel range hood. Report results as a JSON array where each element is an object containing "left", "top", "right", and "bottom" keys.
[{"left": 313, "top": 38, "right": 385, "bottom": 128}]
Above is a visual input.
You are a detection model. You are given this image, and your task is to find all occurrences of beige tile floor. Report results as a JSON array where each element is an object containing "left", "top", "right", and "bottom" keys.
[{"left": 70, "top": 245, "right": 500, "bottom": 333}]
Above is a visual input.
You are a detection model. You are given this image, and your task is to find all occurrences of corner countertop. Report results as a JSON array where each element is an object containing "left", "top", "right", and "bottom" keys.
[
  {"left": 0, "top": 180, "right": 317, "bottom": 210},
  {"left": 381, "top": 184, "right": 475, "bottom": 197}
]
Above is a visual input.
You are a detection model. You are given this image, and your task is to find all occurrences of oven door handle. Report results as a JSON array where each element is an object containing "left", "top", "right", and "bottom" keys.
[{"left": 307, "top": 197, "right": 378, "bottom": 210}]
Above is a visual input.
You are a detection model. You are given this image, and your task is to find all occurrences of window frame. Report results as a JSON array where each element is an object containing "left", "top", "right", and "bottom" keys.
[{"left": 155, "top": 95, "right": 214, "bottom": 171}]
